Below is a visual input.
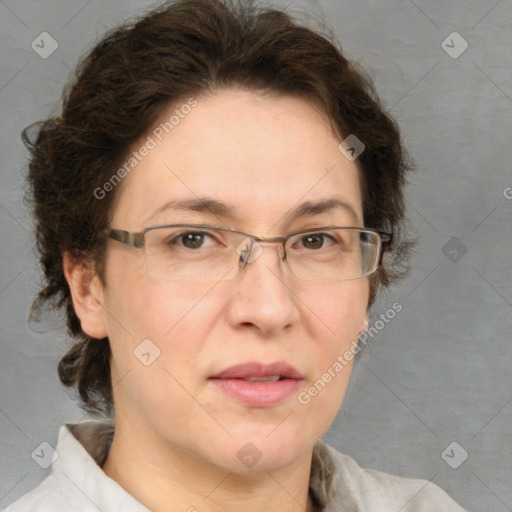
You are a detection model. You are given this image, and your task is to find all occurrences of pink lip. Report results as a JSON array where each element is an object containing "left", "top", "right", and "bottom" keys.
[
  {"left": 210, "top": 361, "right": 304, "bottom": 380},
  {"left": 208, "top": 361, "right": 304, "bottom": 407}
]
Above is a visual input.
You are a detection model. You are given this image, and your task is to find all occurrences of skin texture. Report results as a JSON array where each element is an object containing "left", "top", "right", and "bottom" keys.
[{"left": 64, "top": 89, "right": 370, "bottom": 512}]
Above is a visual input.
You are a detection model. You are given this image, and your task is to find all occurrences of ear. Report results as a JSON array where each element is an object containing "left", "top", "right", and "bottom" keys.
[{"left": 63, "top": 252, "right": 108, "bottom": 339}]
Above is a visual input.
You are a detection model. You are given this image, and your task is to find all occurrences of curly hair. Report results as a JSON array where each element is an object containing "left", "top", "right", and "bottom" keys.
[{"left": 23, "top": 0, "right": 412, "bottom": 416}]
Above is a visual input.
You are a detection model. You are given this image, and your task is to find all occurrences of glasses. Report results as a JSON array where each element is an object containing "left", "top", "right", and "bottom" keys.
[{"left": 101, "top": 224, "right": 392, "bottom": 283}]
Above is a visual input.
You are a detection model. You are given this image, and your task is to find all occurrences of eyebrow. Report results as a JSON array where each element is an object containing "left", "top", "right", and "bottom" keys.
[
  {"left": 148, "top": 197, "right": 234, "bottom": 221},
  {"left": 148, "top": 197, "right": 359, "bottom": 224},
  {"left": 286, "top": 198, "right": 360, "bottom": 223}
]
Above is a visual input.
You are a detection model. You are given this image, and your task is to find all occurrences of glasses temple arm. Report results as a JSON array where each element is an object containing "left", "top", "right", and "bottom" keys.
[{"left": 102, "top": 228, "right": 145, "bottom": 248}]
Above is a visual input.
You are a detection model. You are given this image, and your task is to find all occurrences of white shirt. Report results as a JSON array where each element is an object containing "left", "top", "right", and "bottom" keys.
[{"left": 3, "top": 421, "right": 467, "bottom": 511}]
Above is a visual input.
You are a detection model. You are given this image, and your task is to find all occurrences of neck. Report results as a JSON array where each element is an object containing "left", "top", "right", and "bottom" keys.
[{"left": 102, "top": 419, "right": 317, "bottom": 512}]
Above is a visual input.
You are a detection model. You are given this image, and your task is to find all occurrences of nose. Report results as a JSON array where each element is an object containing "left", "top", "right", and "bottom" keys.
[{"left": 225, "top": 241, "right": 299, "bottom": 337}]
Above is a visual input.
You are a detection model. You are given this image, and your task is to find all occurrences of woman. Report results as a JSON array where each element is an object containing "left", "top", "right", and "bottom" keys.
[{"left": 5, "top": 0, "right": 467, "bottom": 510}]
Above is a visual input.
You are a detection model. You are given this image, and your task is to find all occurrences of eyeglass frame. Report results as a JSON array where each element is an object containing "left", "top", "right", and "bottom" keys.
[{"left": 100, "top": 224, "right": 393, "bottom": 282}]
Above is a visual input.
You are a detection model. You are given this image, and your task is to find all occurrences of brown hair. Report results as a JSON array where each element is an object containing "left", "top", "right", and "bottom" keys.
[{"left": 23, "top": 0, "right": 412, "bottom": 416}]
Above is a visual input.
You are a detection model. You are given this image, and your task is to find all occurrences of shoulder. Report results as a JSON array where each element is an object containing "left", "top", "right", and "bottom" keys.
[
  {"left": 2, "top": 421, "right": 113, "bottom": 512},
  {"left": 311, "top": 441, "right": 468, "bottom": 511},
  {"left": 2, "top": 475, "right": 77, "bottom": 512}
]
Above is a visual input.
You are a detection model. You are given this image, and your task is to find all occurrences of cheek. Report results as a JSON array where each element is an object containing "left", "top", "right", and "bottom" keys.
[
  {"left": 294, "top": 281, "right": 368, "bottom": 424},
  {"left": 298, "top": 279, "right": 369, "bottom": 344},
  {"left": 104, "top": 264, "right": 223, "bottom": 368},
  {"left": 104, "top": 247, "right": 196, "bottom": 333},
  {"left": 103, "top": 276, "right": 223, "bottom": 416}
]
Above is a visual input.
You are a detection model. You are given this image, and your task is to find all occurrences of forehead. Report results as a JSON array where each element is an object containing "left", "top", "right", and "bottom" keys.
[{"left": 111, "top": 89, "right": 363, "bottom": 231}]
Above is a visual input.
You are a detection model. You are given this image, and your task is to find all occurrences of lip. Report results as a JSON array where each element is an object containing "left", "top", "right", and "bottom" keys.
[
  {"left": 208, "top": 361, "right": 304, "bottom": 407},
  {"left": 210, "top": 361, "right": 304, "bottom": 380}
]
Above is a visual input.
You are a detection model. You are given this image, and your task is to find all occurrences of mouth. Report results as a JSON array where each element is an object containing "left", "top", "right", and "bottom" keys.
[
  {"left": 238, "top": 375, "right": 282, "bottom": 382},
  {"left": 209, "top": 361, "right": 304, "bottom": 381},
  {"left": 208, "top": 361, "right": 304, "bottom": 407}
]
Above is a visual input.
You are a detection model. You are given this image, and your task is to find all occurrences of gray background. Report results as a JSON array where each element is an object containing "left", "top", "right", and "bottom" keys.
[{"left": 1, "top": 0, "right": 511, "bottom": 510}]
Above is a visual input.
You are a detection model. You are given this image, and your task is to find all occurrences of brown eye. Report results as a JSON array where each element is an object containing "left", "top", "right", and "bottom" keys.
[
  {"left": 180, "top": 232, "right": 205, "bottom": 249},
  {"left": 164, "top": 228, "right": 222, "bottom": 251},
  {"left": 300, "top": 233, "right": 328, "bottom": 250}
]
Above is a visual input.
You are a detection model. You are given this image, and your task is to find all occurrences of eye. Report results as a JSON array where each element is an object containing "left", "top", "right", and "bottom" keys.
[
  {"left": 296, "top": 232, "right": 335, "bottom": 250},
  {"left": 173, "top": 231, "right": 216, "bottom": 249}
]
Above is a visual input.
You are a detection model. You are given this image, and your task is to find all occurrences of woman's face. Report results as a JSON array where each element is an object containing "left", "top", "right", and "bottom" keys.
[{"left": 94, "top": 89, "right": 369, "bottom": 472}]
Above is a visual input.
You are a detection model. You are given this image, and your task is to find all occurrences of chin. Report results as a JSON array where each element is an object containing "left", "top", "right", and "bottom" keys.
[{"left": 209, "top": 431, "right": 314, "bottom": 474}]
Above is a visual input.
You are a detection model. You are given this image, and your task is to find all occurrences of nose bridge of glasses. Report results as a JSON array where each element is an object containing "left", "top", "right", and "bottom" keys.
[{"left": 234, "top": 234, "right": 286, "bottom": 266}]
